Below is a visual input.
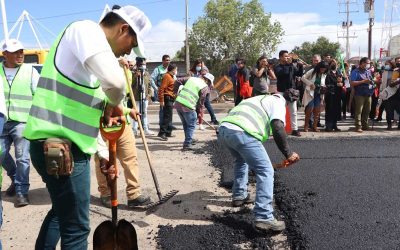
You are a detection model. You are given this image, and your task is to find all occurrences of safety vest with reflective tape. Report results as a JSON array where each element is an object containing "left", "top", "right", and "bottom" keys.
[
  {"left": 23, "top": 25, "right": 105, "bottom": 154},
  {"left": 175, "top": 77, "right": 207, "bottom": 110},
  {"left": 221, "top": 95, "right": 271, "bottom": 142},
  {"left": 0, "top": 63, "right": 34, "bottom": 122}
]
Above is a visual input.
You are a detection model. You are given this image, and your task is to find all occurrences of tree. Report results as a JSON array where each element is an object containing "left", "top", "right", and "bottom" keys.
[
  {"left": 291, "top": 37, "right": 341, "bottom": 64},
  {"left": 174, "top": 0, "right": 283, "bottom": 75}
]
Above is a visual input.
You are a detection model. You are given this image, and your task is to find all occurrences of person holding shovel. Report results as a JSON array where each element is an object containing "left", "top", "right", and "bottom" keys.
[
  {"left": 218, "top": 93, "right": 300, "bottom": 233},
  {"left": 23, "top": 5, "right": 151, "bottom": 249}
]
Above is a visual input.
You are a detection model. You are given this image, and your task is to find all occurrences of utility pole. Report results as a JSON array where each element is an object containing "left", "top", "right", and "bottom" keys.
[
  {"left": 338, "top": 0, "right": 358, "bottom": 60},
  {"left": 185, "top": 0, "right": 190, "bottom": 73},
  {"left": 0, "top": 0, "right": 9, "bottom": 41},
  {"left": 366, "top": 0, "right": 375, "bottom": 59}
]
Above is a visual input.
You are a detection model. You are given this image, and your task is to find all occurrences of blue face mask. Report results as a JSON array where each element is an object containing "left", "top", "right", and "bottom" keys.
[{"left": 196, "top": 66, "right": 201, "bottom": 72}]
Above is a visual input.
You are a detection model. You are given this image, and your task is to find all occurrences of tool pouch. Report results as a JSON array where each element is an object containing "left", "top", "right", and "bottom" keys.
[{"left": 44, "top": 138, "right": 74, "bottom": 177}]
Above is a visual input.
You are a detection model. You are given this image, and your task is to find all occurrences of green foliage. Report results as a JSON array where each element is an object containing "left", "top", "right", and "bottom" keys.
[
  {"left": 291, "top": 36, "right": 341, "bottom": 64},
  {"left": 174, "top": 0, "right": 283, "bottom": 76}
]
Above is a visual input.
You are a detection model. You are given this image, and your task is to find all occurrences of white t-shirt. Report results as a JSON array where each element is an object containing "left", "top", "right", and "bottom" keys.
[
  {"left": 55, "top": 20, "right": 125, "bottom": 104},
  {"left": 3, "top": 65, "right": 40, "bottom": 93},
  {"left": 221, "top": 94, "right": 286, "bottom": 131}
]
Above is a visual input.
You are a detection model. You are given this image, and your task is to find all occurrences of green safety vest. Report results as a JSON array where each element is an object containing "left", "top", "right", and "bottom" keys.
[
  {"left": 0, "top": 63, "right": 34, "bottom": 122},
  {"left": 23, "top": 25, "right": 105, "bottom": 154},
  {"left": 221, "top": 95, "right": 271, "bottom": 142},
  {"left": 175, "top": 77, "right": 207, "bottom": 110}
]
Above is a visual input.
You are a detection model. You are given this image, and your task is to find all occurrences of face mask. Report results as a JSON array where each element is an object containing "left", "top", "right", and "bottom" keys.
[
  {"left": 396, "top": 63, "right": 400, "bottom": 68},
  {"left": 385, "top": 65, "right": 391, "bottom": 70},
  {"left": 366, "top": 64, "right": 371, "bottom": 69},
  {"left": 196, "top": 66, "right": 201, "bottom": 72},
  {"left": 141, "top": 65, "right": 146, "bottom": 70},
  {"left": 330, "top": 65, "right": 337, "bottom": 70}
]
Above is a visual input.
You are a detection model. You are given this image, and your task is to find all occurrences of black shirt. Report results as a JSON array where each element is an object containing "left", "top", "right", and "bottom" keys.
[{"left": 274, "top": 63, "right": 296, "bottom": 92}]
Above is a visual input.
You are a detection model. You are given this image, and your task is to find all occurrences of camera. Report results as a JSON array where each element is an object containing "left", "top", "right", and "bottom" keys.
[{"left": 135, "top": 57, "right": 146, "bottom": 71}]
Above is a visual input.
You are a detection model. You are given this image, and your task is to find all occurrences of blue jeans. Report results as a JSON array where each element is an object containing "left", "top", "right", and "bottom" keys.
[
  {"left": 30, "top": 140, "right": 90, "bottom": 250},
  {"left": 204, "top": 93, "right": 217, "bottom": 122},
  {"left": 176, "top": 109, "right": 197, "bottom": 146},
  {"left": 0, "top": 121, "right": 30, "bottom": 195},
  {"left": 218, "top": 126, "right": 275, "bottom": 221},
  {"left": 0, "top": 114, "right": 4, "bottom": 249},
  {"left": 133, "top": 100, "right": 150, "bottom": 132}
]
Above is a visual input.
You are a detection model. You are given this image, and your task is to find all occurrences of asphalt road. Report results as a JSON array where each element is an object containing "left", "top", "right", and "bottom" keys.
[{"left": 266, "top": 136, "right": 400, "bottom": 250}]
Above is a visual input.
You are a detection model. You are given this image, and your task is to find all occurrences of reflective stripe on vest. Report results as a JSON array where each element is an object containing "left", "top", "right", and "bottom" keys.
[
  {"left": 175, "top": 77, "right": 207, "bottom": 110},
  {"left": 221, "top": 96, "right": 270, "bottom": 142},
  {"left": 23, "top": 24, "right": 105, "bottom": 154},
  {"left": 1, "top": 63, "right": 34, "bottom": 122}
]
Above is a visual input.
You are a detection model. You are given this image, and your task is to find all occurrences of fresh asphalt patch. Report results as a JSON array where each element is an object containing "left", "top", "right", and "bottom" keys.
[{"left": 157, "top": 137, "right": 400, "bottom": 249}]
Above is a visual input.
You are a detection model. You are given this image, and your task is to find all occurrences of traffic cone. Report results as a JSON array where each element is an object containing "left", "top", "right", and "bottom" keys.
[{"left": 285, "top": 106, "right": 292, "bottom": 134}]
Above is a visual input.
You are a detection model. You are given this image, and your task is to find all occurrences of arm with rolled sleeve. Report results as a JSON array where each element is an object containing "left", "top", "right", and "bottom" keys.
[{"left": 150, "top": 67, "right": 159, "bottom": 91}]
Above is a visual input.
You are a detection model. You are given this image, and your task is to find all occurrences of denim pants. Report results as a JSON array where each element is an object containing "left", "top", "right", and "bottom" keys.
[
  {"left": 176, "top": 109, "right": 197, "bottom": 146},
  {"left": 0, "top": 121, "right": 30, "bottom": 195},
  {"left": 218, "top": 126, "right": 275, "bottom": 221},
  {"left": 30, "top": 140, "right": 90, "bottom": 250},
  {"left": 133, "top": 100, "right": 150, "bottom": 132},
  {"left": 204, "top": 93, "right": 217, "bottom": 122}
]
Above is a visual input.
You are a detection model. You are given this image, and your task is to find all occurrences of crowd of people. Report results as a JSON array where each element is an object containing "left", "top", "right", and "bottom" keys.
[{"left": 228, "top": 51, "right": 400, "bottom": 135}]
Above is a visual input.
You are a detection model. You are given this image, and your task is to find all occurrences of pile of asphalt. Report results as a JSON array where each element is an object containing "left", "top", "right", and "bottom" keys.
[
  {"left": 267, "top": 137, "right": 400, "bottom": 249},
  {"left": 157, "top": 208, "right": 274, "bottom": 249}
]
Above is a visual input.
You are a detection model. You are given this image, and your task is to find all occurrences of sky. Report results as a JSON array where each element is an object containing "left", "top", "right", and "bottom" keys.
[{"left": 0, "top": 0, "right": 394, "bottom": 62}]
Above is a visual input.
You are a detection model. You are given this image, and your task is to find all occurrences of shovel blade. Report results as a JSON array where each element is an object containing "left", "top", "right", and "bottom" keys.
[
  {"left": 93, "top": 221, "right": 115, "bottom": 250},
  {"left": 116, "top": 219, "right": 138, "bottom": 250}
]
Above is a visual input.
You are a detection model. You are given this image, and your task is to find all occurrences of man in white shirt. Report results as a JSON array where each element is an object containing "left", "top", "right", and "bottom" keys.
[
  {"left": 23, "top": 5, "right": 151, "bottom": 249},
  {"left": 0, "top": 39, "right": 40, "bottom": 207}
]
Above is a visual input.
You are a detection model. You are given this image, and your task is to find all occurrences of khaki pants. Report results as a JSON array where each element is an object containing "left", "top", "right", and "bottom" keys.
[
  {"left": 354, "top": 95, "right": 371, "bottom": 130},
  {"left": 95, "top": 124, "right": 141, "bottom": 200}
]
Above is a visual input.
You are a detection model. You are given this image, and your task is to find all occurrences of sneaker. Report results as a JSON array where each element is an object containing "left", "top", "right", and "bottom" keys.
[
  {"left": 158, "top": 134, "right": 168, "bottom": 141},
  {"left": 255, "top": 219, "right": 286, "bottom": 232},
  {"left": 182, "top": 144, "right": 194, "bottom": 151},
  {"left": 199, "top": 124, "right": 205, "bottom": 130},
  {"left": 211, "top": 120, "right": 219, "bottom": 125},
  {"left": 291, "top": 130, "right": 301, "bottom": 137},
  {"left": 191, "top": 139, "right": 199, "bottom": 145},
  {"left": 16, "top": 194, "right": 30, "bottom": 207},
  {"left": 127, "top": 195, "right": 151, "bottom": 208},
  {"left": 333, "top": 127, "right": 341, "bottom": 132},
  {"left": 100, "top": 195, "right": 111, "bottom": 208},
  {"left": 232, "top": 194, "right": 255, "bottom": 207},
  {"left": 166, "top": 134, "right": 175, "bottom": 138},
  {"left": 355, "top": 128, "right": 363, "bottom": 133},
  {"left": 144, "top": 130, "right": 155, "bottom": 136},
  {"left": 6, "top": 181, "right": 16, "bottom": 197}
]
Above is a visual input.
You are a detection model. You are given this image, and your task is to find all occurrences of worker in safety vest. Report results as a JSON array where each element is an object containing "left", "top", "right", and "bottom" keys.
[
  {"left": 218, "top": 93, "right": 300, "bottom": 233},
  {"left": 174, "top": 73, "right": 213, "bottom": 151},
  {"left": 23, "top": 5, "right": 151, "bottom": 249},
  {"left": 0, "top": 39, "right": 40, "bottom": 207}
]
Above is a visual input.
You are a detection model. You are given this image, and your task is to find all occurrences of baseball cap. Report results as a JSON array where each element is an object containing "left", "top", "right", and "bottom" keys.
[
  {"left": 2, "top": 39, "right": 24, "bottom": 52},
  {"left": 203, "top": 73, "right": 214, "bottom": 85},
  {"left": 111, "top": 6, "right": 151, "bottom": 58}
]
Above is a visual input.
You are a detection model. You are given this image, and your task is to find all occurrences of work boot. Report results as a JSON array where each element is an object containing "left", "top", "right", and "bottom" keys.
[
  {"left": 158, "top": 133, "right": 168, "bottom": 141},
  {"left": 16, "top": 194, "right": 30, "bottom": 207},
  {"left": 303, "top": 107, "right": 312, "bottom": 132},
  {"left": 6, "top": 181, "right": 16, "bottom": 197},
  {"left": 255, "top": 219, "right": 286, "bottom": 233},
  {"left": 127, "top": 195, "right": 151, "bottom": 208},
  {"left": 232, "top": 194, "right": 255, "bottom": 207},
  {"left": 182, "top": 144, "right": 194, "bottom": 151},
  {"left": 211, "top": 120, "right": 219, "bottom": 125},
  {"left": 312, "top": 110, "right": 320, "bottom": 132}
]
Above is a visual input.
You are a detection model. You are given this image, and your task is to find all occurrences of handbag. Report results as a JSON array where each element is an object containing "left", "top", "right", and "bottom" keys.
[{"left": 285, "top": 88, "right": 300, "bottom": 102}]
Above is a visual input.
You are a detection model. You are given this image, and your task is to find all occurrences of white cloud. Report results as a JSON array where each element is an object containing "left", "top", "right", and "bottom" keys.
[
  {"left": 271, "top": 12, "right": 394, "bottom": 60},
  {"left": 140, "top": 19, "right": 186, "bottom": 62}
]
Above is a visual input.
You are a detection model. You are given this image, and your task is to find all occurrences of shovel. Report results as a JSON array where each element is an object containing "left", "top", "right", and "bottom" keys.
[
  {"left": 124, "top": 67, "right": 178, "bottom": 209},
  {"left": 93, "top": 117, "right": 138, "bottom": 250}
]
